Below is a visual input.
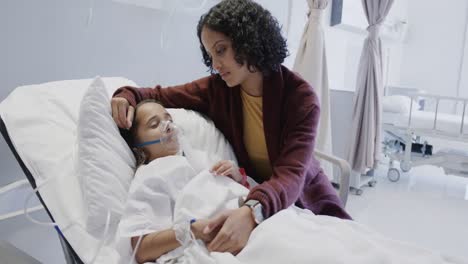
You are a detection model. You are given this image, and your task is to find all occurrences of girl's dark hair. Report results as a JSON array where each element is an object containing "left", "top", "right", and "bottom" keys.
[
  {"left": 119, "top": 99, "right": 163, "bottom": 167},
  {"left": 197, "top": 0, "right": 288, "bottom": 76}
]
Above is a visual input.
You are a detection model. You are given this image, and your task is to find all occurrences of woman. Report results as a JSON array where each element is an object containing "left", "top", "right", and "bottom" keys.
[{"left": 112, "top": 0, "right": 351, "bottom": 256}]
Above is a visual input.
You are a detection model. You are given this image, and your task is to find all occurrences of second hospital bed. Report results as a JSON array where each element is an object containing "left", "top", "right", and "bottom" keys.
[{"left": 382, "top": 86, "right": 468, "bottom": 182}]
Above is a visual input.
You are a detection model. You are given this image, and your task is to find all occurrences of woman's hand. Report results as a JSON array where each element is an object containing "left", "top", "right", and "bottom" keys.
[
  {"left": 111, "top": 97, "right": 135, "bottom": 129},
  {"left": 190, "top": 219, "right": 219, "bottom": 244},
  {"left": 203, "top": 207, "right": 256, "bottom": 255},
  {"left": 210, "top": 160, "right": 242, "bottom": 183}
]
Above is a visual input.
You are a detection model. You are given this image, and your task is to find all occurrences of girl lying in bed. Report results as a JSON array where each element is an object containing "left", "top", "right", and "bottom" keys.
[{"left": 118, "top": 99, "right": 251, "bottom": 264}]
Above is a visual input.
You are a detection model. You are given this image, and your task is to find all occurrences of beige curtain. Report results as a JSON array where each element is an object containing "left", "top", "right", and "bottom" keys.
[
  {"left": 347, "top": 0, "right": 394, "bottom": 173},
  {"left": 293, "top": 0, "right": 333, "bottom": 180}
]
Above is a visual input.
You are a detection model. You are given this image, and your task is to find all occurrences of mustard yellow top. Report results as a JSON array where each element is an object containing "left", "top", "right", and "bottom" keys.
[{"left": 241, "top": 89, "right": 272, "bottom": 179}]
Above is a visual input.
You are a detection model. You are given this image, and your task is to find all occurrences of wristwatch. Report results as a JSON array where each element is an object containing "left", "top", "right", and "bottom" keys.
[{"left": 243, "top": 199, "right": 265, "bottom": 224}]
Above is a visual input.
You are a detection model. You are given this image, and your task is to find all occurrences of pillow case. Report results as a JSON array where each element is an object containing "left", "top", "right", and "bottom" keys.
[{"left": 77, "top": 77, "right": 137, "bottom": 235}]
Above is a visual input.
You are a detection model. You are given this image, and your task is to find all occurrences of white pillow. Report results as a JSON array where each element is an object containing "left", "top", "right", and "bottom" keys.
[
  {"left": 77, "top": 77, "right": 137, "bottom": 236},
  {"left": 168, "top": 109, "right": 237, "bottom": 164},
  {"left": 382, "top": 95, "right": 417, "bottom": 114},
  {"left": 77, "top": 77, "right": 237, "bottom": 236}
]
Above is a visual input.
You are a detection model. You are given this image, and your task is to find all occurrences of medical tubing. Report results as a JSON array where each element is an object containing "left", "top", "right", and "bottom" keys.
[
  {"left": 23, "top": 178, "right": 59, "bottom": 227},
  {"left": 23, "top": 176, "right": 112, "bottom": 264},
  {"left": 89, "top": 210, "right": 111, "bottom": 264},
  {"left": 160, "top": 0, "right": 209, "bottom": 49},
  {"left": 160, "top": 0, "right": 181, "bottom": 49},
  {"left": 87, "top": 0, "right": 95, "bottom": 27},
  {"left": 128, "top": 226, "right": 149, "bottom": 264}
]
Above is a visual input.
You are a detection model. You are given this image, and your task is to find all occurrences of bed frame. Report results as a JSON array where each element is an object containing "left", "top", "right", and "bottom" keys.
[
  {"left": 383, "top": 87, "right": 468, "bottom": 181},
  {"left": 0, "top": 117, "right": 84, "bottom": 264}
]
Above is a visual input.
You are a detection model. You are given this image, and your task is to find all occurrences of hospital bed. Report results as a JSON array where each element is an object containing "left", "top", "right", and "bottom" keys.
[
  {"left": 0, "top": 78, "right": 351, "bottom": 264},
  {"left": 382, "top": 86, "right": 468, "bottom": 182}
]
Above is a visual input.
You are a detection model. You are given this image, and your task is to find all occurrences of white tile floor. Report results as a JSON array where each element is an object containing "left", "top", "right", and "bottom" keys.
[
  {"left": 1, "top": 163, "right": 468, "bottom": 263},
  {"left": 347, "top": 163, "right": 468, "bottom": 259}
]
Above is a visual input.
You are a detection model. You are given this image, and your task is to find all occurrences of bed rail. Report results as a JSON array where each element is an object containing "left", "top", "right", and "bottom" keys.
[
  {"left": 314, "top": 150, "right": 350, "bottom": 207},
  {"left": 403, "top": 93, "right": 468, "bottom": 139}
]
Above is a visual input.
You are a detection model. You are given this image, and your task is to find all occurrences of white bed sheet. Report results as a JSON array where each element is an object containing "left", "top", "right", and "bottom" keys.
[{"left": 382, "top": 110, "right": 468, "bottom": 135}]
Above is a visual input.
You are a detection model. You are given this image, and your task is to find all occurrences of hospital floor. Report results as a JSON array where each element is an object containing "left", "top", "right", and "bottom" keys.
[{"left": 1, "top": 165, "right": 468, "bottom": 263}]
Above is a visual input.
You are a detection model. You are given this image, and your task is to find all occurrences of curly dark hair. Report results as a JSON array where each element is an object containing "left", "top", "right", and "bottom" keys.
[{"left": 197, "top": 0, "right": 289, "bottom": 76}]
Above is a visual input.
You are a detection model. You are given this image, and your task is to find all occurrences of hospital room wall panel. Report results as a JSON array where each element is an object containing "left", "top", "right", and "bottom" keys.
[
  {"left": 0, "top": 0, "right": 213, "bottom": 103},
  {"left": 399, "top": 0, "right": 468, "bottom": 112}
]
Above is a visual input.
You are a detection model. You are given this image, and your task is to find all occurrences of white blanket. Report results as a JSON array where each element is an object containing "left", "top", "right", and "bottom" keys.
[{"left": 117, "top": 158, "right": 464, "bottom": 264}]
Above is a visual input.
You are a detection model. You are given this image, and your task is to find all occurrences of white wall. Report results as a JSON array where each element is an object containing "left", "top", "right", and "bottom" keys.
[{"left": 398, "top": 0, "right": 468, "bottom": 100}]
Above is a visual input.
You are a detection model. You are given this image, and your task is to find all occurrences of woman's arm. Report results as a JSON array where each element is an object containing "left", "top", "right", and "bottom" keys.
[
  {"left": 112, "top": 76, "right": 214, "bottom": 129},
  {"left": 113, "top": 76, "right": 213, "bottom": 112}
]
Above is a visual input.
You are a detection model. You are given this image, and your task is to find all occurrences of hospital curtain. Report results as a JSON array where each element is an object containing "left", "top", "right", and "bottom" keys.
[
  {"left": 293, "top": 0, "right": 334, "bottom": 181},
  {"left": 347, "top": 0, "right": 394, "bottom": 173}
]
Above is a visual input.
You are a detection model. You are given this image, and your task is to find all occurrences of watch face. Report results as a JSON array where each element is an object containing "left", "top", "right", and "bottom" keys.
[{"left": 252, "top": 203, "right": 264, "bottom": 224}]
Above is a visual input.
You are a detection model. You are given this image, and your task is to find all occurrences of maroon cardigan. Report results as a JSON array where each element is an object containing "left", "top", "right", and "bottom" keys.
[{"left": 114, "top": 65, "right": 351, "bottom": 220}]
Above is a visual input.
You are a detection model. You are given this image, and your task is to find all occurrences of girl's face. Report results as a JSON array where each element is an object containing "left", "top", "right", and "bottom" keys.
[
  {"left": 201, "top": 27, "right": 252, "bottom": 88},
  {"left": 133, "top": 102, "right": 179, "bottom": 162}
]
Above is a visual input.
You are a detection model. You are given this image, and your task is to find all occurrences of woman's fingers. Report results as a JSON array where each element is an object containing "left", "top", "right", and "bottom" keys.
[
  {"left": 126, "top": 106, "right": 135, "bottom": 129},
  {"left": 232, "top": 248, "right": 242, "bottom": 256},
  {"left": 207, "top": 226, "right": 232, "bottom": 252},
  {"left": 111, "top": 98, "right": 131, "bottom": 128},
  {"left": 223, "top": 243, "right": 241, "bottom": 255},
  {"left": 118, "top": 101, "right": 128, "bottom": 129},
  {"left": 111, "top": 101, "right": 120, "bottom": 127},
  {"left": 203, "top": 211, "right": 230, "bottom": 234}
]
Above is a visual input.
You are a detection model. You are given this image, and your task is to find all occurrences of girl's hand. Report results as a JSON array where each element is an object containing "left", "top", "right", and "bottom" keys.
[{"left": 210, "top": 160, "right": 242, "bottom": 183}]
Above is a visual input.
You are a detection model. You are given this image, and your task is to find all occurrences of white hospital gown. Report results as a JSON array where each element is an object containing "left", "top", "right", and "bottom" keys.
[{"left": 118, "top": 144, "right": 249, "bottom": 264}]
